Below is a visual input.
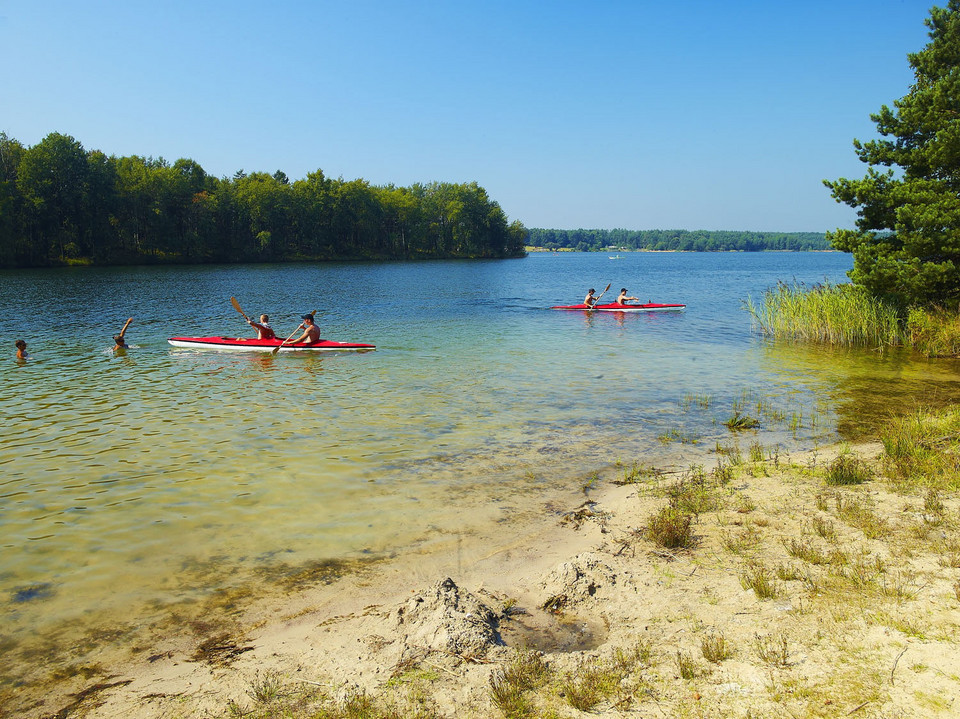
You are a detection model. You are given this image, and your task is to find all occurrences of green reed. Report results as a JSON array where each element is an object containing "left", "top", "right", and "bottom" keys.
[
  {"left": 746, "top": 281, "right": 907, "bottom": 347},
  {"left": 906, "top": 306, "right": 960, "bottom": 357}
]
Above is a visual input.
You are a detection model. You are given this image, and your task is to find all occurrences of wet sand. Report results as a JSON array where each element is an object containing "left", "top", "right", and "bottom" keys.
[{"left": 10, "top": 441, "right": 960, "bottom": 718}]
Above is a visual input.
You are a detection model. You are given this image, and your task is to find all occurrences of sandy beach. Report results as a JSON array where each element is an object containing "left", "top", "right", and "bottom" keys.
[{"left": 9, "top": 441, "right": 960, "bottom": 719}]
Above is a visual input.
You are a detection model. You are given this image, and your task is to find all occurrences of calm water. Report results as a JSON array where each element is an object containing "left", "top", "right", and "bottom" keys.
[{"left": 3, "top": 252, "right": 960, "bottom": 682}]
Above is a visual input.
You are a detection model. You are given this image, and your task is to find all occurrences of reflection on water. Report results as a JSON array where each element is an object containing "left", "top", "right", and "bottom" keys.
[
  {"left": 2, "top": 252, "right": 959, "bottom": 697},
  {"left": 758, "top": 340, "right": 960, "bottom": 440}
]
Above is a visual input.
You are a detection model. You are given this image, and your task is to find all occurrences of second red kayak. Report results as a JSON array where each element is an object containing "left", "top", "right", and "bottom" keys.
[
  {"left": 551, "top": 302, "right": 686, "bottom": 312},
  {"left": 168, "top": 336, "right": 376, "bottom": 351}
]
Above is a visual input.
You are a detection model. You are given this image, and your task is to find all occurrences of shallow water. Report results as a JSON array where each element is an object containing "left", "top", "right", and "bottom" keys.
[{"left": 3, "top": 252, "right": 960, "bottom": 683}]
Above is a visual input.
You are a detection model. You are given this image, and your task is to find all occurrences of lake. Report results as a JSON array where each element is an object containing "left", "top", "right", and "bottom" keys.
[{"left": 3, "top": 251, "right": 959, "bottom": 686}]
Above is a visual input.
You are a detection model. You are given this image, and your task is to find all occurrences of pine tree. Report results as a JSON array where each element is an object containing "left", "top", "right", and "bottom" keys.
[{"left": 825, "top": 1, "right": 960, "bottom": 305}]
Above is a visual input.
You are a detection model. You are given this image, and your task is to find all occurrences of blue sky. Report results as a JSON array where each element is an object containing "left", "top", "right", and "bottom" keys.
[{"left": 0, "top": 0, "right": 936, "bottom": 232}]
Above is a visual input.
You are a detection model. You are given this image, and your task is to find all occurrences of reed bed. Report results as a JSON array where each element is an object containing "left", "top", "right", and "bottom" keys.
[
  {"left": 906, "top": 305, "right": 960, "bottom": 357},
  {"left": 747, "top": 281, "right": 908, "bottom": 347}
]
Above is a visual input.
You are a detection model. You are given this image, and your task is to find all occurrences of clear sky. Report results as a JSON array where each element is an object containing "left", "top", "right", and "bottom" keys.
[{"left": 0, "top": 0, "right": 937, "bottom": 232}]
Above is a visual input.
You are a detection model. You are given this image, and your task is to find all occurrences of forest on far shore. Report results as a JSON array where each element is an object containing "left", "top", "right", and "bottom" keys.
[
  {"left": 0, "top": 132, "right": 527, "bottom": 268},
  {"left": 528, "top": 228, "right": 830, "bottom": 252},
  {"left": 0, "top": 132, "right": 837, "bottom": 270}
]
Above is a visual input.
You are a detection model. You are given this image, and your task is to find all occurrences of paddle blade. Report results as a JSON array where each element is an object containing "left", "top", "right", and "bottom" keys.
[{"left": 230, "top": 296, "right": 249, "bottom": 321}]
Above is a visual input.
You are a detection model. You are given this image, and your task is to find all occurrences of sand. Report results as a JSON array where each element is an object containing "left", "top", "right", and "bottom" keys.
[{"left": 10, "top": 442, "right": 960, "bottom": 718}]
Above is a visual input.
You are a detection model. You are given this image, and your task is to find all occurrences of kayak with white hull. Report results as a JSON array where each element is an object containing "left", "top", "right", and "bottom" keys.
[
  {"left": 168, "top": 336, "right": 376, "bottom": 351},
  {"left": 551, "top": 302, "right": 686, "bottom": 312}
]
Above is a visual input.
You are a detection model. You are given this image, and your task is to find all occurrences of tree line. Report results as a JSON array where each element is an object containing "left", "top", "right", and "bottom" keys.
[
  {"left": 527, "top": 228, "right": 830, "bottom": 252},
  {"left": 0, "top": 132, "right": 528, "bottom": 268}
]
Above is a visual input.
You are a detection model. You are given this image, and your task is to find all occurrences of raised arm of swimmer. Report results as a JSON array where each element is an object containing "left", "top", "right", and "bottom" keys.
[{"left": 113, "top": 318, "right": 133, "bottom": 350}]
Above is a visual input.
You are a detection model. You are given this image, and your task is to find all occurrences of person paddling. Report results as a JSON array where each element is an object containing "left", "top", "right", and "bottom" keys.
[
  {"left": 584, "top": 288, "right": 597, "bottom": 307},
  {"left": 248, "top": 314, "right": 276, "bottom": 340},
  {"left": 616, "top": 288, "right": 639, "bottom": 305},
  {"left": 113, "top": 318, "right": 133, "bottom": 351},
  {"left": 288, "top": 314, "right": 321, "bottom": 345}
]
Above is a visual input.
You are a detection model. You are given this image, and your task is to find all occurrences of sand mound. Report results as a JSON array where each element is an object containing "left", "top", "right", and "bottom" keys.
[{"left": 390, "top": 577, "right": 503, "bottom": 656}]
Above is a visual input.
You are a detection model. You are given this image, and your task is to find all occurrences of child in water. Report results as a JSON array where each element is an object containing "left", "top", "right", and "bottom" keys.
[
  {"left": 113, "top": 318, "right": 133, "bottom": 351},
  {"left": 15, "top": 339, "right": 27, "bottom": 359}
]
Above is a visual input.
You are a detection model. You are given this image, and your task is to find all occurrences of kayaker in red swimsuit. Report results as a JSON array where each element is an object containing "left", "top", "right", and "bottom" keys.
[
  {"left": 248, "top": 314, "right": 276, "bottom": 340},
  {"left": 288, "top": 314, "right": 321, "bottom": 344},
  {"left": 616, "top": 288, "right": 639, "bottom": 305}
]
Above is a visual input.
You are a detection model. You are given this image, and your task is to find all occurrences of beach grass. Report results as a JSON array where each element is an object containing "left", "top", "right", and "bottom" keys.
[
  {"left": 906, "top": 305, "right": 960, "bottom": 357},
  {"left": 881, "top": 405, "right": 960, "bottom": 490},
  {"left": 700, "top": 631, "right": 731, "bottom": 664},
  {"left": 824, "top": 446, "right": 874, "bottom": 485}
]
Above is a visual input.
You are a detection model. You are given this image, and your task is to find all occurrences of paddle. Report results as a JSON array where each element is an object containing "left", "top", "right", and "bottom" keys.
[
  {"left": 590, "top": 283, "right": 612, "bottom": 308},
  {"left": 230, "top": 296, "right": 251, "bottom": 323},
  {"left": 272, "top": 310, "right": 317, "bottom": 354}
]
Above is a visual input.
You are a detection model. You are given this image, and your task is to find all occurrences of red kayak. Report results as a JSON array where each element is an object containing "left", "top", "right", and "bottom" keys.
[
  {"left": 168, "top": 336, "right": 376, "bottom": 352},
  {"left": 551, "top": 302, "right": 686, "bottom": 312}
]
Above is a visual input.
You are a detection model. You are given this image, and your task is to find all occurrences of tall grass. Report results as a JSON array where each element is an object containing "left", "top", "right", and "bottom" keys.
[
  {"left": 746, "top": 281, "right": 907, "bottom": 347},
  {"left": 906, "top": 306, "right": 960, "bottom": 357},
  {"left": 881, "top": 406, "right": 960, "bottom": 490}
]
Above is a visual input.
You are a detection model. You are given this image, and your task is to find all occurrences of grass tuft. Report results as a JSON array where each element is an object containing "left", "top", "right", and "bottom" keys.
[
  {"left": 558, "top": 656, "right": 624, "bottom": 712},
  {"left": 812, "top": 516, "right": 837, "bottom": 542},
  {"left": 674, "top": 651, "right": 701, "bottom": 680},
  {"left": 835, "top": 495, "right": 889, "bottom": 539},
  {"left": 489, "top": 649, "right": 549, "bottom": 718},
  {"left": 881, "top": 406, "right": 960, "bottom": 490},
  {"left": 247, "top": 671, "right": 284, "bottom": 704},
  {"left": 700, "top": 631, "right": 731, "bottom": 664},
  {"left": 923, "top": 488, "right": 946, "bottom": 516},
  {"left": 722, "top": 526, "right": 762, "bottom": 554},
  {"left": 754, "top": 633, "right": 790, "bottom": 667},
  {"left": 784, "top": 538, "right": 829, "bottom": 565},
  {"left": 825, "top": 448, "right": 873, "bottom": 485},
  {"left": 615, "top": 461, "right": 662, "bottom": 485},
  {"left": 725, "top": 412, "right": 760, "bottom": 431},
  {"left": 645, "top": 505, "right": 695, "bottom": 549},
  {"left": 738, "top": 563, "right": 780, "bottom": 600}
]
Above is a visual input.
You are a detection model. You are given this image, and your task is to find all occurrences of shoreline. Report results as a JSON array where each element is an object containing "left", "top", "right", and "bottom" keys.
[{"left": 11, "top": 440, "right": 960, "bottom": 718}]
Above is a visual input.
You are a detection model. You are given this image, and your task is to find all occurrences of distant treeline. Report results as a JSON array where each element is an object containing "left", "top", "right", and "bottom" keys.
[
  {"left": 0, "top": 132, "right": 527, "bottom": 268},
  {"left": 528, "top": 228, "right": 831, "bottom": 252}
]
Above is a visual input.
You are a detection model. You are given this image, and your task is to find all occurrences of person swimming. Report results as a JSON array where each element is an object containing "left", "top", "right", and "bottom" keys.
[
  {"left": 113, "top": 318, "right": 133, "bottom": 350},
  {"left": 15, "top": 339, "right": 27, "bottom": 359}
]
